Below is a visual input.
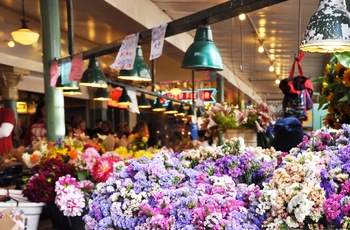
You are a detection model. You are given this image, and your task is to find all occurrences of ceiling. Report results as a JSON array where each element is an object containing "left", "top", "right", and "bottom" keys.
[{"left": 0, "top": 0, "right": 336, "bottom": 104}]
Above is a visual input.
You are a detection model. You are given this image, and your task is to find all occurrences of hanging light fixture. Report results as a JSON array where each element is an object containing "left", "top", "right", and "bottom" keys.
[
  {"left": 63, "top": 87, "right": 83, "bottom": 95},
  {"left": 258, "top": 39, "right": 264, "bottom": 53},
  {"left": 187, "top": 105, "right": 195, "bottom": 116},
  {"left": 11, "top": 0, "right": 40, "bottom": 45},
  {"left": 56, "top": 75, "right": 79, "bottom": 90},
  {"left": 80, "top": 57, "right": 107, "bottom": 88},
  {"left": 152, "top": 96, "right": 165, "bottom": 112},
  {"left": 177, "top": 103, "right": 186, "bottom": 116},
  {"left": 269, "top": 61, "right": 275, "bottom": 72},
  {"left": 118, "top": 88, "right": 132, "bottom": 106},
  {"left": 182, "top": 25, "right": 223, "bottom": 71},
  {"left": 118, "top": 46, "right": 152, "bottom": 81},
  {"left": 300, "top": 0, "right": 350, "bottom": 53},
  {"left": 138, "top": 92, "right": 151, "bottom": 108},
  {"left": 165, "top": 101, "right": 178, "bottom": 114},
  {"left": 93, "top": 88, "right": 110, "bottom": 101}
]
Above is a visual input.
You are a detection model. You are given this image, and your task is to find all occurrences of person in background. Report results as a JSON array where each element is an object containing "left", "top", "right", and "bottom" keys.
[
  {"left": 65, "top": 120, "right": 73, "bottom": 137},
  {"left": 23, "top": 101, "right": 46, "bottom": 147},
  {"left": 270, "top": 117, "right": 308, "bottom": 153},
  {"left": 72, "top": 115, "right": 92, "bottom": 139},
  {"left": 91, "top": 118, "right": 103, "bottom": 139},
  {"left": 0, "top": 105, "right": 15, "bottom": 156},
  {"left": 198, "top": 130, "right": 210, "bottom": 147}
]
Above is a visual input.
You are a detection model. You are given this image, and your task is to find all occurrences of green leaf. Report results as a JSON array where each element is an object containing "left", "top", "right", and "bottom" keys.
[
  {"left": 338, "top": 95, "right": 349, "bottom": 102},
  {"left": 318, "top": 96, "right": 328, "bottom": 110},
  {"left": 313, "top": 76, "right": 326, "bottom": 83},
  {"left": 335, "top": 52, "right": 350, "bottom": 68},
  {"left": 77, "top": 170, "right": 89, "bottom": 181}
]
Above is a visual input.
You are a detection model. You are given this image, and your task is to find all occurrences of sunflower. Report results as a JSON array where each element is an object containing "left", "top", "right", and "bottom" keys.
[{"left": 344, "top": 69, "right": 350, "bottom": 87}]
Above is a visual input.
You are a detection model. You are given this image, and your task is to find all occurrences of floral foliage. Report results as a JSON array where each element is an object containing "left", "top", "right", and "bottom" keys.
[
  {"left": 207, "top": 102, "right": 275, "bottom": 131},
  {"left": 317, "top": 52, "right": 350, "bottom": 129}
]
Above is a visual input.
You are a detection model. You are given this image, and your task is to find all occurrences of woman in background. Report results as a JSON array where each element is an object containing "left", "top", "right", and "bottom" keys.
[{"left": 23, "top": 101, "right": 46, "bottom": 147}]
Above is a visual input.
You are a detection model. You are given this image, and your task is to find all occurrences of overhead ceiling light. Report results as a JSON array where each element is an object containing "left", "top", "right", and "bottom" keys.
[
  {"left": 239, "top": 13, "right": 246, "bottom": 21},
  {"left": 258, "top": 40, "right": 264, "bottom": 53},
  {"left": 152, "top": 96, "right": 165, "bottom": 112},
  {"left": 118, "top": 88, "right": 132, "bottom": 106},
  {"left": 56, "top": 75, "right": 79, "bottom": 90},
  {"left": 11, "top": 0, "right": 40, "bottom": 46},
  {"left": 300, "top": 0, "right": 350, "bottom": 53},
  {"left": 170, "top": 87, "right": 182, "bottom": 96},
  {"left": 165, "top": 101, "right": 178, "bottom": 114},
  {"left": 269, "top": 61, "right": 275, "bottom": 72},
  {"left": 182, "top": 25, "right": 223, "bottom": 71},
  {"left": 118, "top": 46, "right": 151, "bottom": 81},
  {"left": 93, "top": 88, "right": 110, "bottom": 101},
  {"left": 275, "top": 79, "right": 280, "bottom": 85},
  {"left": 138, "top": 92, "right": 151, "bottom": 108},
  {"left": 7, "top": 41, "right": 15, "bottom": 48},
  {"left": 177, "top": 103, "right": 186, "bottom": 116},
  {"left": 80, "top": 57, "right": 107, "bottom": 88}
]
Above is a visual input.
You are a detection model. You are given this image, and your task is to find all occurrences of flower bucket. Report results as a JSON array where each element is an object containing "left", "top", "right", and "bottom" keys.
[
  {"left": 225, "top": 129, "right": 257, "bottom": 147},
  {"left": 0, "top": 197, "right": 45, "bottom": 230}
]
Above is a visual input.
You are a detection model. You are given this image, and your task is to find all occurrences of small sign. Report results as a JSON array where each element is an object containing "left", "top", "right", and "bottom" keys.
[
  {"left": 110, "top": 33, "right": 139, "bottom": 70},
  {"left": 150, "top": 23, "right": 168, "bottom": 60},
  {"left": 50, "top": 60, "right": 59, "bottom": 86},
  {"left": 69, "top": 53, "right": 83, "bottom": 81},
  {"left": 16, "top": 101, "right": 27, "bottom": 114}
]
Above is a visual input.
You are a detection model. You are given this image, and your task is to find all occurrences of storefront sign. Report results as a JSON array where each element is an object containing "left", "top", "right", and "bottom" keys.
[
  {"left": 161, "top": 88, "right": 217, "bottom": 104},
  {"left": 16, "top": 101, "right": 27, "bottom": 114}
]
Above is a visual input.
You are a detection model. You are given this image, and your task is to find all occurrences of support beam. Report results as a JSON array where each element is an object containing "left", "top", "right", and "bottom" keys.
[{"left": 56, "top": 0, "right": 287, "bottom": 64}]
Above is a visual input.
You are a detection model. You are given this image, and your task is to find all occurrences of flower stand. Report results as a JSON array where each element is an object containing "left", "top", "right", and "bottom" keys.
[{"left": 225, "top": 129, "right": 257, "bottom": 147}]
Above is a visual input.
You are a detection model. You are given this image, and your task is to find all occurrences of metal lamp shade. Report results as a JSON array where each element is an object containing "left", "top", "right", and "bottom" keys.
[
  {"left": 118, "top": 46, "right": 151, "bottom": 81},
  {"left": 63, "top": 87, "right": 82, "bottom": 95},
  {"left": 165, "top": 101, "right": 178, "bottom": 114},
  {"left": 56, "top": 75, "right": 79, "bottom": 90},
  {"left": 187, "top": 105, "right": 195, "bottom": 116},
  {"left": 182, "top": 25, "right": 223, "bottom": 71},
  {"left": 80, "top": 57, "right": 108, "bottom": 87},
  {"left": 300, "top": 0, "right": 350, "bottom": 53},
  {"left": 152, "top": 97, "right": 165, "bottom": 112},
  {"left": 118, "top": 88, "right": 132, "bottom": 105},
  {"left": 138, "top": 92, "right": 151, "bottom": 108},
  {"left": 177, "top": 103, "right": 186, "bottom": 116},
  {"left": 93, "top": 88, "right": 110, "bottom": 101}
]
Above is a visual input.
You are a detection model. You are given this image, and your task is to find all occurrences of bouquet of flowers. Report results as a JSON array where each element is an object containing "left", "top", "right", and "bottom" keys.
[
  {"left": 21, "top": 138, "right": 124, "bottom": 217},
  {"left": 316, "top": 52, "right": 350, "bottom": 129},
  {"left": 207, "top": 102, "right": 275, "bottom": 131}
]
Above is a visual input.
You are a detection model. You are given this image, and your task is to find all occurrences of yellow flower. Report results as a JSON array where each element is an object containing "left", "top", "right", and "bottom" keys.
[
  {"left": 141, "top": 137, "right": 148, "bottom": 143},
  {"left": 335, "top": 62, "right": 345, "bottom": 73},
  {"left": 134, "top": 150, "right": 153, "bottom": 159}
]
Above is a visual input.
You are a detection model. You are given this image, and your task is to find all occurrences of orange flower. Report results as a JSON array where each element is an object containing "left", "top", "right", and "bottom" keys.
[
  {"left": 344, "top": 69, "right": 350, "bottom": 87},
  {"left": 30, "top": 154, "right": 40, "bottom": 164}
]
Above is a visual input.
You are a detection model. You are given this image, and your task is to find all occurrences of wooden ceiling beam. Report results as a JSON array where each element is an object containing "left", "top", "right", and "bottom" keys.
[{"left": 56, "top": 0, "right": 287, "bottom": 64}]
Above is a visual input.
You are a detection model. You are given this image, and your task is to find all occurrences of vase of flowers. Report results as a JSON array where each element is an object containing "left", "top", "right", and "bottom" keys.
[{"left": 207, "top": 102, "right": 275, "bottom": 147}]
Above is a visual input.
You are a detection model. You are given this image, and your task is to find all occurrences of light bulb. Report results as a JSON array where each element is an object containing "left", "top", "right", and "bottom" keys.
[
  {"left": 258, "top": 45, "right": 264, "bottom": 53},
  {"left": 7, "top": 41, "right": 15, "bottom": 48},
  {"left": 275, "top": 79, "right": 280, "bottom": 84},
  {"left": 239, "top": 14, "right": 246, "bottom": 21},
  {"left": 269, "top": 65, "right": 274, "bottom": 72}
]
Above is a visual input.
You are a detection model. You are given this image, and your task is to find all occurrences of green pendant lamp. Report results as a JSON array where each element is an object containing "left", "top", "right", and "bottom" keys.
[
  {"left": 182, "top": 25, "right": 223, "bottom": 71},
  {"left": 118, "top": 88, "right": 132, "bottom": 106},
  {"left": 177, "top": 103, "right": 187, "bottom": 116},
  {"left": 187, "top": 105, "right": 195, "bottom": 116},
  {"left": 165, "top": 101, "right": 178, "bottom": 114},
  {"left": 300, "top": 0, "right": 350, "bottom": 53},
  {"left": 152, "top": 96, "right": 165, "bottom": 112},
  {"left": 63, "top": 87, "right": 82, "bottom": 95},
  {"left": 93, "top": 88, "right": 110, "bottom": 101},
  {"left": 138, "top": 92, "right": 151, "bottom": 108},
  {"left": 56, "top": 75, "right": 79, "bottom": 90},
  {"left": 80, "top": 57, "right": 107, "bottom": 88},
  {"left": 118, "top": 46, "right": 152, "bottom": 81}
]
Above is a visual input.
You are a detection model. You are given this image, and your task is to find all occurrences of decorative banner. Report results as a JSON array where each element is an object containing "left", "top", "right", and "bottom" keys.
[
  {"left": 161, "top": 88, "right": 217, "bottom": 104},
  {"left": 50, "top": 59, "right": 59, "bottom": 86},
  {"left": 69, "top": 53, "right": 83, "bottom": 81},
  {"left": 110, "top": 33, "right": 139, "bottom": 70},
  {"left": 150, "top": 23, "right": 168, "bottom": 60},
  {"left": 61, "top": 61, "right": 72, "bottom": 85},
  {"left": 127, "top": 90, "right": 140, "bottom": 114}
]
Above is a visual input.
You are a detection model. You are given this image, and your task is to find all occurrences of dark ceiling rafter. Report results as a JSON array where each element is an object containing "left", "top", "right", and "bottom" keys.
[{"left": 55, "top": 0, "right": 288, "bottom": 64}]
